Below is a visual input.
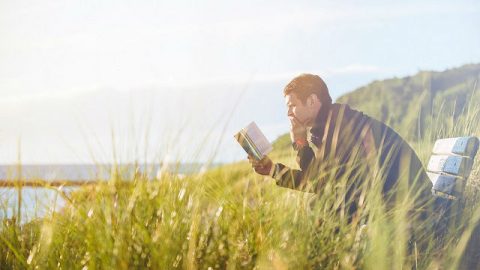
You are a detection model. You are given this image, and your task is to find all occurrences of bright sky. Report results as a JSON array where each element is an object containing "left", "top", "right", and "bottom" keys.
[{"left": 0, "top": 0, "right": 479, "bottom": 164}]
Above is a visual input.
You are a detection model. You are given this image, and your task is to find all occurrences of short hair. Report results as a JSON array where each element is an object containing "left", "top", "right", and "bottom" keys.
[{"left": 283, "top": 74, "right": 332, "bottom": 105}]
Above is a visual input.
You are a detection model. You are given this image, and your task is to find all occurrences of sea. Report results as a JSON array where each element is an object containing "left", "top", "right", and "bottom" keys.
[{"left": 0, "top": 163, "right": 212, "bottom": 223}]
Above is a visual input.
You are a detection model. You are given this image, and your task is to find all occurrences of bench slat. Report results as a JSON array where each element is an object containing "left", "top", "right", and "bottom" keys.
[
  {"left": 432, "top": 137, "right": 479, "bottom": 157},
  {"left": 428, "top": 136, "right": 479, "bottom": 200},
  {"left": 427, "top": 155, "right": 473, "bottom": 178}
]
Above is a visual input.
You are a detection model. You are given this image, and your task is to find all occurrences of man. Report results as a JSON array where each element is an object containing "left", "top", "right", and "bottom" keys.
[{"left": 249, "top": 73, "right": 433, "bottom": 230}]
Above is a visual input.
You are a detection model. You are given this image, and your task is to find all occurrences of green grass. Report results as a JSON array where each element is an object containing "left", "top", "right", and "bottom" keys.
[{"left": 1, "top": 104, "right": 479, "bottom": 269}]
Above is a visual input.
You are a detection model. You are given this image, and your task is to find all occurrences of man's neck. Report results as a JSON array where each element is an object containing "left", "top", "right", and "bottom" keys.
[
  {"left": 311, "top": 102, "right": 333, "bottom": 130},
  {"left": 307, "top": 105, "right": 323, "bottom": 127}
]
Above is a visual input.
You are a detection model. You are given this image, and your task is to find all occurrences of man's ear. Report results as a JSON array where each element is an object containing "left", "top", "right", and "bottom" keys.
[{"left": 307, "top": 94, "right": 318, "bottom": 106}]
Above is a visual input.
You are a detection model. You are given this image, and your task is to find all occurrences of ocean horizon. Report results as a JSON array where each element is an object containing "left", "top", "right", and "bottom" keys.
[
  {"left": 0, "top": 162, "right": 218, "bottom": 181},
  {"left": 0, "top": 162, "right": 219, "bottom": 223}
]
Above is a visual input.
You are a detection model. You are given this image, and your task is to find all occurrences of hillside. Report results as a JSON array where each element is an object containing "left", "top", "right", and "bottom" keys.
[{"left": 336, "top": 63, "right": 480, "bottom": 141}]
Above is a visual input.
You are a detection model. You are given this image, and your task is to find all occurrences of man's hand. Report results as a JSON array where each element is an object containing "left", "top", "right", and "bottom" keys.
[
  {"left": 248, "top": 155, "right": 273, "bottom": 176},
  {"left": 290, "top": 117, "right": 307, "bottom": 145}
]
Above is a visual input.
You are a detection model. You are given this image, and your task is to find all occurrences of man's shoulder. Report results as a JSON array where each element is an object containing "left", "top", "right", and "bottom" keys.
[
  {"left": 332, "top": 103, "right": 400, "bottom": 136},
  {"left": 331, "top": 103, "right": 371, "bottom": 124}
]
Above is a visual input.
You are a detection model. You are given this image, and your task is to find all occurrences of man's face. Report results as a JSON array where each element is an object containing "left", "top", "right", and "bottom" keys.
[{"left": 285, "top": 93, "right": 313, "bottom": 125}]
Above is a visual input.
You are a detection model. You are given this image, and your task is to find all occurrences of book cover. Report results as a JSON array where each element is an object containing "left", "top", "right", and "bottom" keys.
[{"left": 234, "top": 122, "right": 273, "bottom": 160}]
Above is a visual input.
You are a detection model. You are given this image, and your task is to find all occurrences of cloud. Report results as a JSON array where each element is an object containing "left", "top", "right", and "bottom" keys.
[
  {"left": 242, "top": 64, "right": 386, "bottom": 85},
  {"left": 324, "top": 64, "right": 385, "bottom": 75},
  {"left": 0, "top": 62, "right": 386, "bottom": 106},
  {"left": 155, "top": 1, "right": 479, "bottom": 39},
  {"left": 0, "top": 0, "right": 476, "bottom": 102},
  {"left": 0, "top": 86, "right": 102, "bottom": 105}
]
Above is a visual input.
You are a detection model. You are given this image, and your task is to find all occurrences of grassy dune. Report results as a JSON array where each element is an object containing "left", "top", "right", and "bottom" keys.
[
  {"left": 1, "top": 64, "right": 480, "bottom": 270},
  {"left": 0, "top": 104, "right": 478, "bottom": 270}
]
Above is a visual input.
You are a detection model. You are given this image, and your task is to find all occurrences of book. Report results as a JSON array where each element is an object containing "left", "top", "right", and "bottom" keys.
[{"left": 234, "top": 122, "right": 273, "bottom": 160}]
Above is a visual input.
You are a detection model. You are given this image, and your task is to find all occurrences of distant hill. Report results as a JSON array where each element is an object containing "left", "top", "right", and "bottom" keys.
[
  {"left": 337, "top": 63, "right": 480, "bottom": 141},
  {"left": 272, "top": 63, "right": 480, "bottom": 153}
]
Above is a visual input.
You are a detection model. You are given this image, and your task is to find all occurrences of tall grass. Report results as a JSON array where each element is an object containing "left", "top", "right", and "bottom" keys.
[{"left": 0, "top": 101, "right": 479, "bottom": 269}]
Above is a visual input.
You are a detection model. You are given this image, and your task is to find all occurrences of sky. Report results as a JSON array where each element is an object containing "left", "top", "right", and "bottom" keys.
[{"left": 0, "top": 0, "right": 479, "bottom": 165}]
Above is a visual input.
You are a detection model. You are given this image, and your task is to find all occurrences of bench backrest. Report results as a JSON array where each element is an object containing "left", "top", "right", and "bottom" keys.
[{"left": 427, "top": 137, "right": 479, "bottom": 200}]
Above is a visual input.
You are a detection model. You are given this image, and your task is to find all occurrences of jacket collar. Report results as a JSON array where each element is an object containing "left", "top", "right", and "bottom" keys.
[{"left": 310, "top": 102, "right": 333, "bottom": 141}]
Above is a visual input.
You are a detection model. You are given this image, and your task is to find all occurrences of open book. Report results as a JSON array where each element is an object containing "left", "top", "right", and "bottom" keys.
[{"left": 234, "top": 122, "right": 273, "bottom": 160}]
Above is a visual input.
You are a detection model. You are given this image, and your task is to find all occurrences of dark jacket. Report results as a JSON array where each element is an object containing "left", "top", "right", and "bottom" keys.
[{"left": 271, "top": 103, "right": 432, "bottom": 217}]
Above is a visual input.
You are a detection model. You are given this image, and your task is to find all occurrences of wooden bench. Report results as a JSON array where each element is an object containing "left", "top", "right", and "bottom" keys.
[
  {"left": 427, "top": 136, "right": 479, "bottom": 200},
  {"left": 426, "top": 136, "right": 479, "bottom": 246}
]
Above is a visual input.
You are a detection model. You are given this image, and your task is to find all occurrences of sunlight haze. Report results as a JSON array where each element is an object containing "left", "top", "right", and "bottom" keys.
[{"left": 0, "top": 0, "right": 479, "bottom": 164}]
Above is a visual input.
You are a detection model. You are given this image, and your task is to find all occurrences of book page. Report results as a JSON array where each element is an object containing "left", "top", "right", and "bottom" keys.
[{"left": 244, "top": 122, "right": 272, "bottom": 157}]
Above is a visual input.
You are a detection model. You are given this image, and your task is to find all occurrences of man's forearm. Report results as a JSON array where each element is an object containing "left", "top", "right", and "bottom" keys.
[
  {"left": 268, "top": 141, "right": 316, "bottom": 189},
  {"left": 271, "top": 163, "right": 309, "bottom": 191},
  {"left": 296, "top": 145, "right": 316, "bottom": 171}
]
